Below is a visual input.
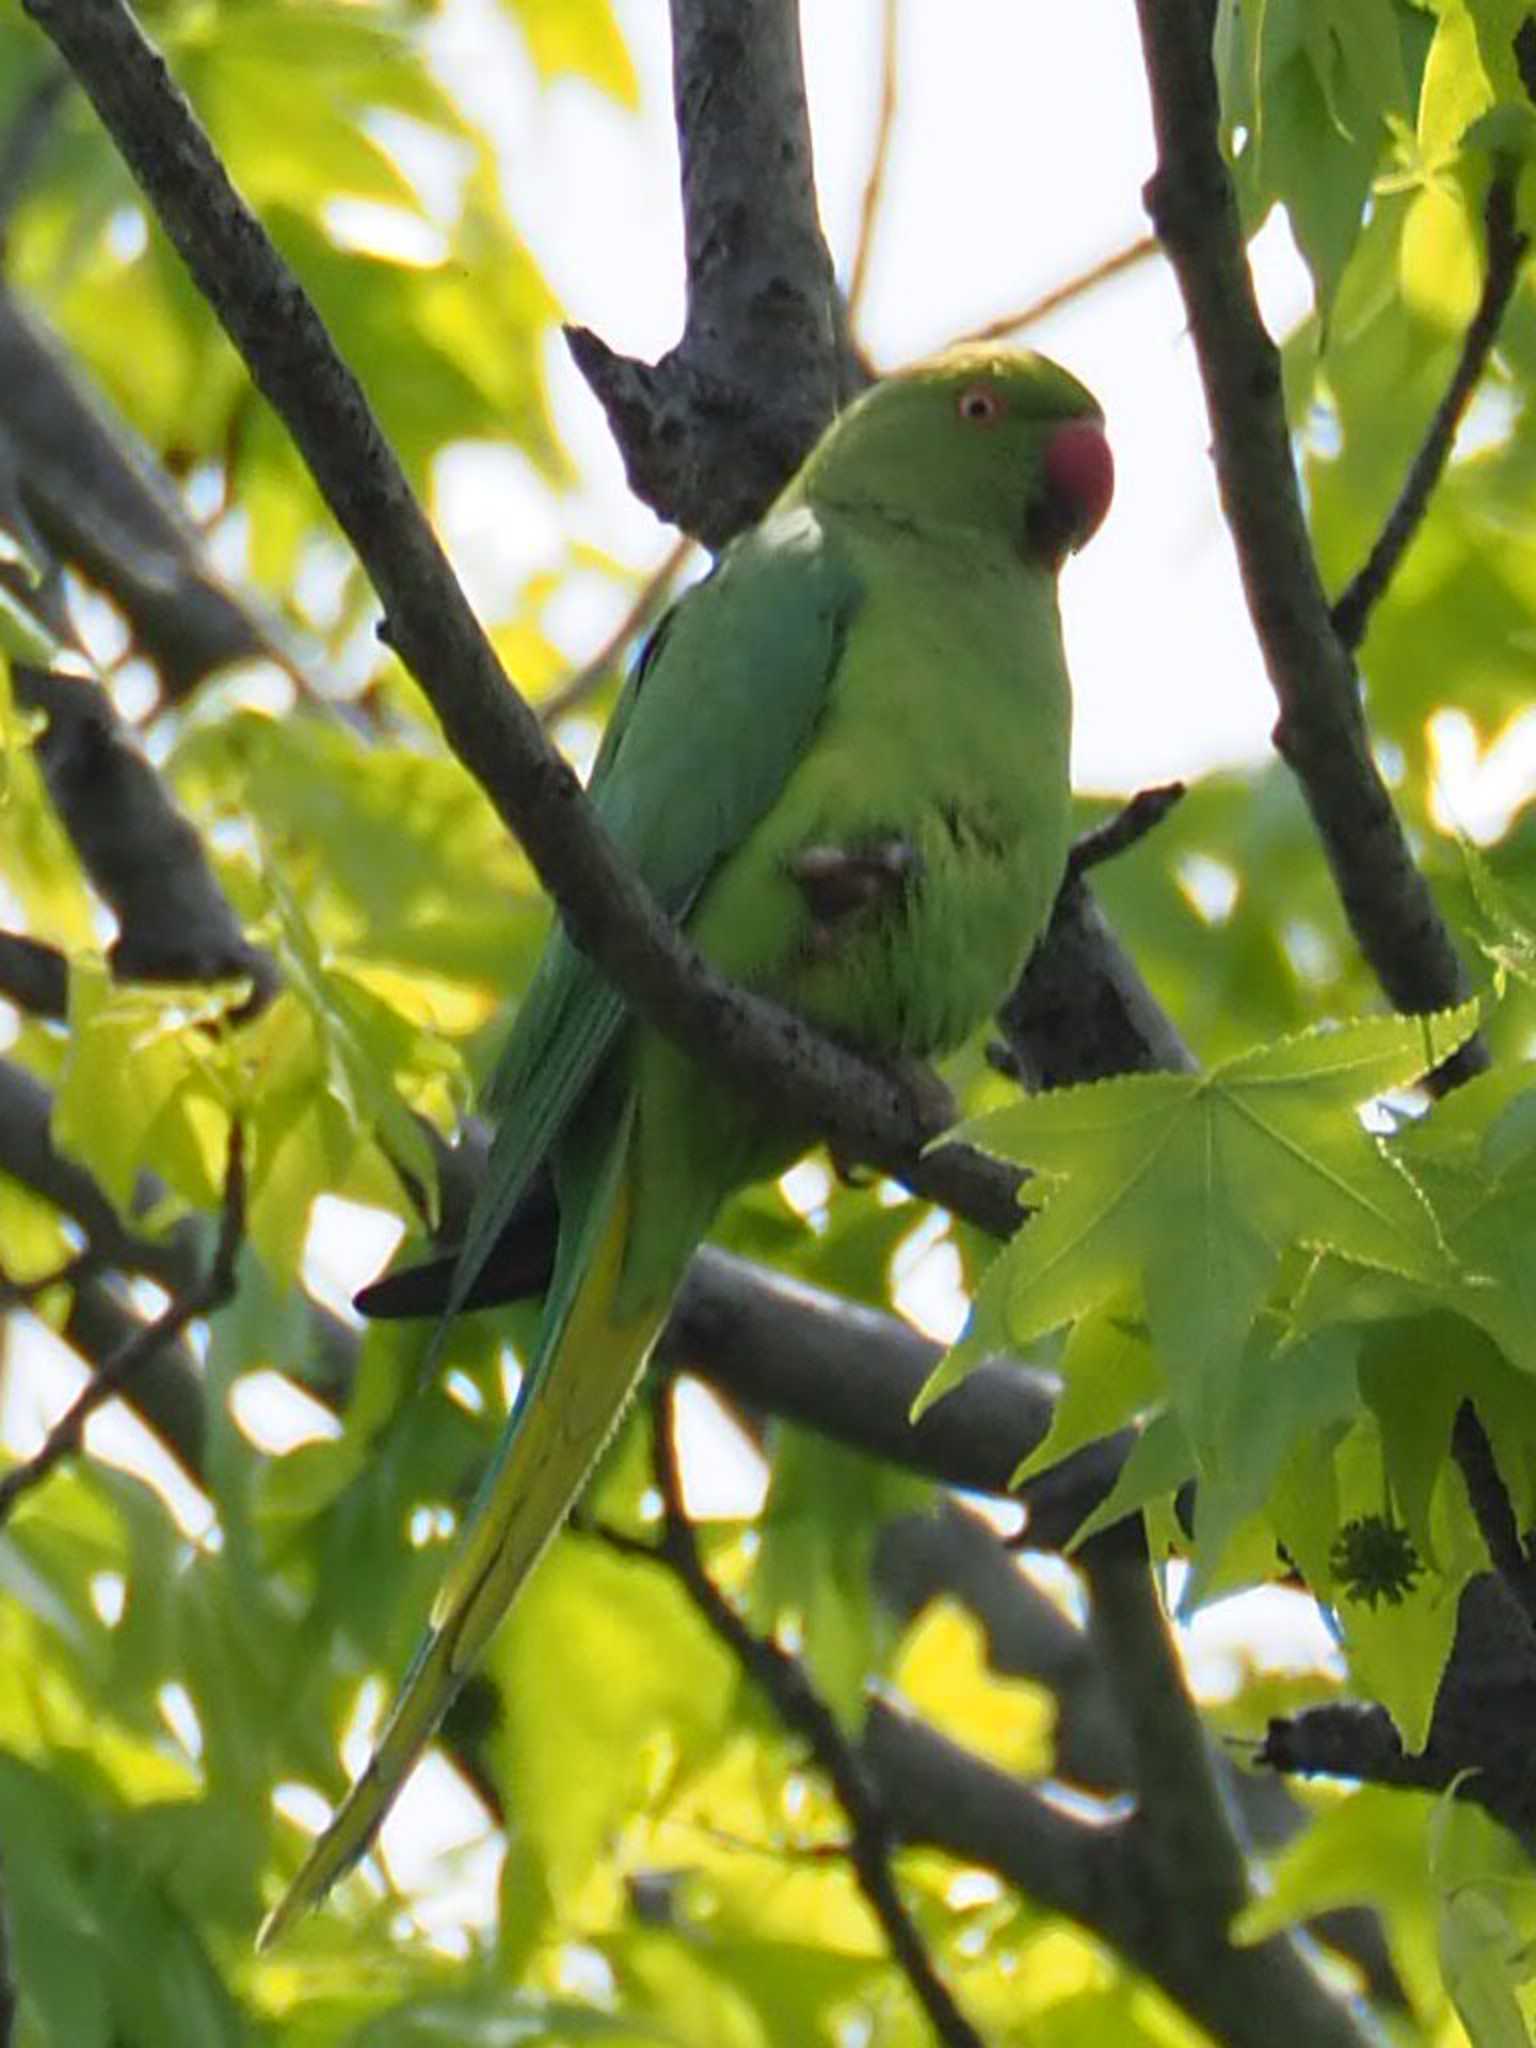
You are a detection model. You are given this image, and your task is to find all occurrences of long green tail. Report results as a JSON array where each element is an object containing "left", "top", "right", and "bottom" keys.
[{"left": 258, "top": 1127, "right": 664, "bottom": 1948}]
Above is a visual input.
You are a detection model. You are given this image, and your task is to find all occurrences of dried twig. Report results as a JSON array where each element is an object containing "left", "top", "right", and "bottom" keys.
[
  {"left": 961, "top": 234, "right": 1160, "bottom": 345},
  {"left": 0, "top": 1121, "right": 245, "bottom": 1523},
  {"left": 1332, "top": 174, "right": 1528, "bottom": 652},
  {"left": 845, "top": 0, "right": 899, "bottom": 325},
  {"left": 536, "top": 534, "right": 692, "bottom": 728}
]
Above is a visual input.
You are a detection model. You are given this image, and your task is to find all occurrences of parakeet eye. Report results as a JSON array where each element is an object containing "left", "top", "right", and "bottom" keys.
[{"left": 956, "top": 383, "right": 1005, "bottom": 424}]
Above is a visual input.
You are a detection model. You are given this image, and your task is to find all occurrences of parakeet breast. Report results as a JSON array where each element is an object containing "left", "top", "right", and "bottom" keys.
[{"left": 689, "top": 517, "right": 1074, "bottom": 1059}]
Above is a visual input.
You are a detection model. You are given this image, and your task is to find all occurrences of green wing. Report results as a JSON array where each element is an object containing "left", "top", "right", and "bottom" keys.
[{"left": 445, "top": 505, "right": 860, "bottom": 1318}]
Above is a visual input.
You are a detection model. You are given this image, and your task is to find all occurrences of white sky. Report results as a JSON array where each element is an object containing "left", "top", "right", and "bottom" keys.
[{"left": 425, "top": 0, "right": 1319, "bottom": 790}]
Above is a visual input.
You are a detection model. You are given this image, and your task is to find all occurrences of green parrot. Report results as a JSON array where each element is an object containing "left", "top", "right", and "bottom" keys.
[{"left": 258, "top": 343, "right": 1112, "bottom": 1945}]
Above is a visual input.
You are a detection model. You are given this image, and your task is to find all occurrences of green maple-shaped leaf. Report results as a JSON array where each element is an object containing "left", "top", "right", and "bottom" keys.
[{"left": 916, "top": 1004, "right": 1480, "bottom": 1473}]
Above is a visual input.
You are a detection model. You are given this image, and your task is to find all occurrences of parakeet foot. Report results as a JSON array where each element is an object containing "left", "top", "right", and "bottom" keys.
[{"left": 790, "top": 836, "right": 922, "bottom": 953}]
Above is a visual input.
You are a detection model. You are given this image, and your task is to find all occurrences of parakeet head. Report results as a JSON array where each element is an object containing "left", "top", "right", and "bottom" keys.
[{"left": 802, "top": 344, "right": 1113, "bottom": 568}]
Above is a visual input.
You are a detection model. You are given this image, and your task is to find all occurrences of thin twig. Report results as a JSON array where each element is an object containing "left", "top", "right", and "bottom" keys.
[
  {"left": 1332, "top": 174, "right": 1528, "bottom": 652},
  {"left": 1066, "top": 781, "right": 1185, "bottom": 881},
  {"left": 961, "top": 234, "right": 1159, "bottom": 345},
  {"left": 845, "top": 0, "right": 899, "bottom": 325},
  {"left": 1451, "top": 1398, "right": 1536, "bottom": 1636},
  {"left": 536, "top": 535, "right": 692, "bottom": 728},
  {"left": 0, "top": 1121, "right": 245, "bottom": 1524},
  {"left": 641, "top": 1380, "right": 987, "bottom": 2048}
]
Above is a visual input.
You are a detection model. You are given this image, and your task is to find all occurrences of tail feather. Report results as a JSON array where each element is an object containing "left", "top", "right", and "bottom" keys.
[{"left": 259, "top": 1132, "right": 666, "bottom": 1949}]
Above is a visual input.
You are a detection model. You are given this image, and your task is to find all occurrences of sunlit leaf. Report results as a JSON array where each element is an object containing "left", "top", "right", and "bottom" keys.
[{"left": 918, "top": 1007, "right": 1479, "bottom": 1468}]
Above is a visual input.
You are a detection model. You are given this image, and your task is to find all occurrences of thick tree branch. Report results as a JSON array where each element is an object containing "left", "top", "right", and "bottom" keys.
[
  {"left": 17, "top": 665, "right": 277, "bottom": 998},
  {"left": 1261, "top": 1572, "right": 1536, "bottom": 1848},
  {"left": 1132, "top": 0, "right": 1484, "bottom": 1085},
  {"left": 673, "top": 1246, "right": 1129, "bottom": 1539},
  {"left": 876, "top": 1507, "right": 1405, "bottom": 2008},
  {"left": 876, "top": 1504, "right": 1134, "bottom": 1791},
  {"left": 1451, "top": 1402, "right": 1536, "bottom": 1633},
  {"left": 863, "top": 1699, "right": 1371, "bottom": 2048},
  {"left": 0, "top": 931, "right": 67, "bottom": 1018},
  {"left": 1332, "top": 174, "right": 1528, "bottom": 652},
  {"left": 1000, "top": 876, "right": 1197, "bottom": 1088},
  {"left": 1080, "top": 1520, "right": 1248, "bottom": 1929},
  {"left": 567, "top": 0, "right": 857, "bottom": 545},
  {"left": 0, "top": 281, "right": 302, "bottom": 700}
]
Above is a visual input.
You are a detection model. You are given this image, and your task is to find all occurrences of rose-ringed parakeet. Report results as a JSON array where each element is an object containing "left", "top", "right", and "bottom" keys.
[{"left": 259, "top": 344, "right": 1112, "bottom": 1944}]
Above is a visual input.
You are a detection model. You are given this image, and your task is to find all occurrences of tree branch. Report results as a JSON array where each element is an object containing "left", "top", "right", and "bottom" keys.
[
  {"left": 0, "top": 281, "right": 303, "bottom": 700},
  {"left": 0, "top": 1057, "right": 207, "bottom": 1292},
  {"left": 1000, "top": 876, "right": 1197, "bottom": 1088},
  {"left": 0, "top": 931, "right": 67, "bottom": 1018},
  {"left": 566, "top": 0, "right": 859, "bottom": 546},
  {"left": 1332, "top": 173, "right": 1528, "bottom": 652},
  {"left": 0, "top": 1121, "right": 244, "bottom": 1524},
  {"left": 1261, "top": 1571, "right": 1536, "bottom": 1848},
  {"left": 876, "top": 1503, "right": 1134, "bottom": 1791},
  {"left": 17, "top": 665, "right": 277, "bottom": 999},
  {"left": 1066, "top": 783, "right": 1185, "bottom": 881},
  {"left": 632, "top": 1379, "right": 987, "bottom": 2048},
  {"left": 62, "top": 1269, "right": 208, "bottom": 1485},
  {"left": 1079, "top": 1520, "right": 1247, "bottom": 1926},
  {"left": 672, "top": 1246, "right": 1129, "bottom": 1540},
  {"left": 863, "top": 1695, "right": 1371, "bottom": 2048},
  {"left": 1451, "top": 1400, "right": 1536, "bottom": 1637},
  {"left": 1132, "top": 0, "right": 1484, "bottom": 1087}
]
